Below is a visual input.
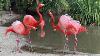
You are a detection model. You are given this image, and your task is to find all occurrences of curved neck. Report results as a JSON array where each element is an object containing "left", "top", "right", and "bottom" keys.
[
  {"left": 36, "top": 6, "right": 43, "bottom": 23},
  {"left": 48, "top": 13, "right": 59, "bottom": 30}
]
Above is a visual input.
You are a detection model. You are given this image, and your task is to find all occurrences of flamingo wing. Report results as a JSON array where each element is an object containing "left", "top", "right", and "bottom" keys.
[
  {"left": 12, "top": 20, "right": 25, "bottom": 34},
  {"left": 23, "top": 15, "right": 38, "bottom": 28}
]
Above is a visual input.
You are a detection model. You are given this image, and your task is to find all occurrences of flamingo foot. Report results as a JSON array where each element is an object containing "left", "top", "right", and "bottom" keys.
[
  {"left": 12, "top": 47, "right": 22, "bottom": 53},
  {"left": 16, "top": 47, "right": 22, "bottom": 53},
  {"left": 14, "top": 38, "right": 22, "bottom": 53}
]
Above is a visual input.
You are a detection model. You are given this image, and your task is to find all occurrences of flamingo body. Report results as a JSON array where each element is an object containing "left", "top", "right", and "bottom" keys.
[
  {"left": 6, "top": 20, "right": 30, "bottom": 35},
  {"left": 36, "top": 3, "right": 45, "bottom": 38},
  {"left": 23, "top": 3, "right": 45, "bottom": 38},
  {"left": 5, "top": 20, "right": 31, "bottom": 52},
  {"left": 23, "top": 15, "right": 38, "bottom": 30},
  {"left": 48, "top": 11, "right": 87, "bottom": 51}
]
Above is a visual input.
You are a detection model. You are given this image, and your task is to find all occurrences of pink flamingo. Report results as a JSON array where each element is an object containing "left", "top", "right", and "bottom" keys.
[
  {"left": 23, "top": 3, "right": 45, "bottom": 38},
  {"left": 36, "top": 2, "right": 45, "bottom": 38},
  {"left": 48, "top": 10, "right": 87, "bottom": 51},
  {"left": 5, "top": 20, "right": 31, "bottom": 52}
]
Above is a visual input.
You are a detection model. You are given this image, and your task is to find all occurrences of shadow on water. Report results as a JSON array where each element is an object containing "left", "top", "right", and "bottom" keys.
[{"left": 3, "top": 15, "right": 100, "bottom": 54}]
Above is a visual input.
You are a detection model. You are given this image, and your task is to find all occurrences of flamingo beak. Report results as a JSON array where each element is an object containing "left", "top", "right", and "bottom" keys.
[
  {"left": 33, "top": 27, "right": 38, "bottom": 31},
  {"left": 35, "top": 28, "right": 38, "bottom": 31}
]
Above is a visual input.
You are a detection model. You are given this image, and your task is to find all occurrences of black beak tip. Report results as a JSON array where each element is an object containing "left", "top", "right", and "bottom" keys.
[{"left": 36, "top": 28, "right": 38, "bottom": 31}]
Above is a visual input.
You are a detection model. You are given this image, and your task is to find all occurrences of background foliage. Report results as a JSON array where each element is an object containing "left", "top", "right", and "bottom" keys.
[
  {"left": 0, "top": 0, "right": 10, "bottom": 10},
  {"left": 42, "top": 0, "right": 70, "bottom": 14},
  {"left": 0, "top": 0, "right": 100, "bottom": 25},
  {"left": 67, "top": 0, "right": 100, "bottom": 25}
]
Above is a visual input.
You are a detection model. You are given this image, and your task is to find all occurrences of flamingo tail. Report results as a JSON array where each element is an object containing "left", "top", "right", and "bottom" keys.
[{"left": 5, "top": 26, "right": 14, "bottom": 37}]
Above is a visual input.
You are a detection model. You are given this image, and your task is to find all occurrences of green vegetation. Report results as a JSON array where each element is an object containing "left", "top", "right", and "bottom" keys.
[
  {"left": 0, "top": 0, "right": 100, "bottom": 25},
  {"left": 0, "top": 0, "right": 10, "bottom": 10},
  {"left": 42, "top": 0, "right": 70, "bottom": 14},
  {"left": 67, "top": 0, "right": 100, "bottom": 25}
]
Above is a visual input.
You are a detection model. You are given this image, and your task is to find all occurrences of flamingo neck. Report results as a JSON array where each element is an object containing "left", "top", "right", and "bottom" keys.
[
  {"left": 49, "top": 13, "right": 59, "bottom": 30},
  {"left": 36, "top": 7, "right": 43, "bottom": 23}
]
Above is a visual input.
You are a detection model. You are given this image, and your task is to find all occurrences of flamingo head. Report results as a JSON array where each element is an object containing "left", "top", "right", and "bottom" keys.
[
  {"left": 78, "top": 26, "right": 88, "bottom": 33},
  {"left": 38, "top": 3, "right": 44, "bottom": 9},
  {"left": 53, "top": 25, "right": 60, "bottom": 31},
  {"left": 48, "top": 10, "right": 52, "bottom": 15}
]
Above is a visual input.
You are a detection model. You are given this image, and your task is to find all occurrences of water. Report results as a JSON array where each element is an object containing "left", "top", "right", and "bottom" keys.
[
  {"left": 24, "top": 24, "right": 100, "bottom": 54},
  {"left": 3, "top": 15, "right": 100, "bottom": 54},
  {"left": 78, "top": 26, "right": 100, "bottom": 54}
]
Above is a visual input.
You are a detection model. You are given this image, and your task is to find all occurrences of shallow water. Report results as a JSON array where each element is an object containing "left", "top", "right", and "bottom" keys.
[
  {"left": 24, "top": 24, "right": 100, "bottom": 54},
  {"left": 3, "top": 15, "right": 100, "bottom": 54},
  {"left": 78, "top": 26, "right": 100, "bottom": 54}
]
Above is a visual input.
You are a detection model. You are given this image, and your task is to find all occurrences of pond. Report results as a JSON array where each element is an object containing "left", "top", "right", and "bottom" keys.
[{"left": 3, "top": 15, "right": 100, "bottom": 54}]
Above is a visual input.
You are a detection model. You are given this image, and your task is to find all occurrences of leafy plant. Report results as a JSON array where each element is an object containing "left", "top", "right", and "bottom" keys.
[
  {"left": 67, "top": 0, "right": 100, "bottom": 25},
  {"left": 42, "top": 0, "right": 70, "bottom": 14},
  {"left": 0, "top": 0, "right": 10, "bottom": 10}
]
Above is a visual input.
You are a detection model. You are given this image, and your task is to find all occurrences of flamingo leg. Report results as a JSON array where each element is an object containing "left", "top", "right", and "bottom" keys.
[
  {"left": 63, "top": 29, "right": 69, "bottom": 50},
  {"left": 63, "top": 35, "right": 70, "bottom": 54},
  {"left": 26, "top": 35, "right": 32, "bottom": 44},
  {"left": 74, "top": 34, "right": 78, "bottom": 51},
  {"left": 64, "top": 35, "right": 69, "bottom": 50},
  {"left": 66, "top": 36, "right": 69, "bottom": 50},
  {"left": 15, "top": 34, "right": 22, "bottom": 53}
]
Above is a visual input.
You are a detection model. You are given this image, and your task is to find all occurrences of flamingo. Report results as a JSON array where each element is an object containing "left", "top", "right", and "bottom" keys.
[
  {"left": 5, "top": 20, "right": 31, "bottom": 52},
  {"left": 36, "top": 2, "right": 45, "bottom": 38},
  {"left": 48, "top": 10, "right": 87, "bottom": 51},
  {"left": 23, "top": 2, "right": 45, "bottom": 38}
]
